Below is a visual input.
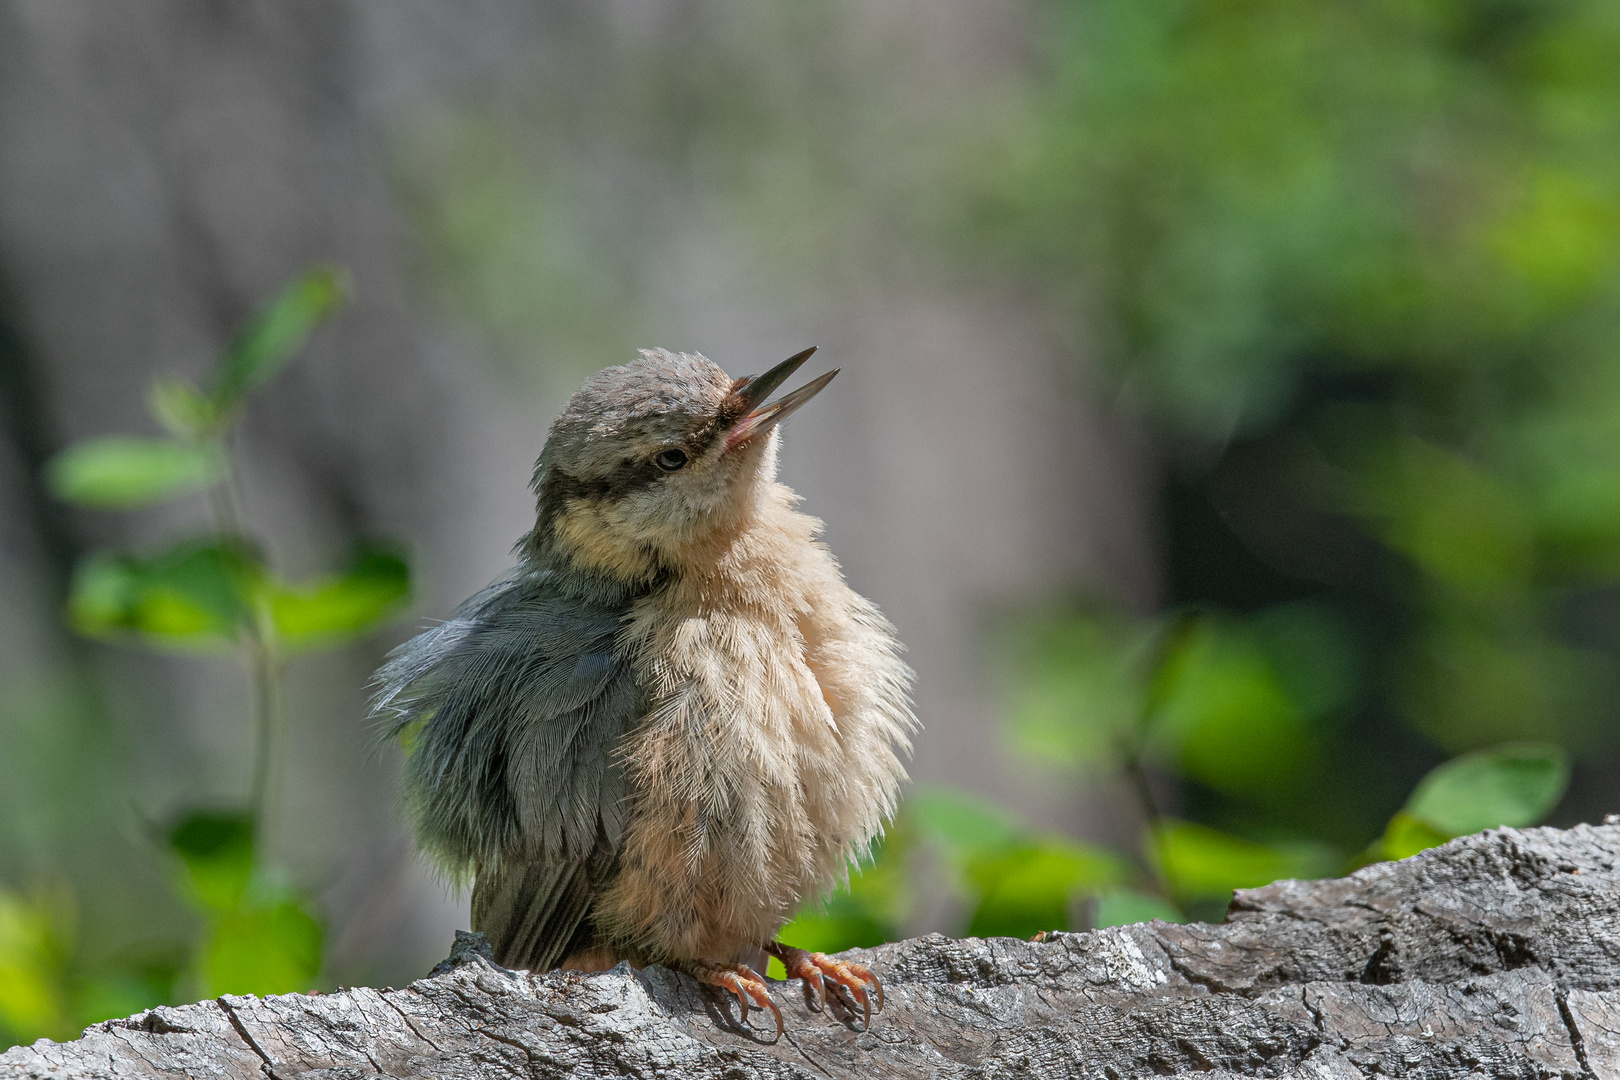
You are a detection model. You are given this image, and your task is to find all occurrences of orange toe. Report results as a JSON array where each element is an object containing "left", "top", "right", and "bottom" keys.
[
  {"left": 765, "top": 943, "right": 883, "bottom": 1029},
  {"left": 689, "top": 961, "right": 783, "bottom": 1043}
]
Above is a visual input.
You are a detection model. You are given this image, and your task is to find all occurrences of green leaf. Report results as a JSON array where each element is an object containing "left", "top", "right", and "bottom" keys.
[
  {"left": 68, "top": 539, "right": 256, "bottom": 649},
  {"left": 1248, "top": 603, "right": 1358, "bottom": 720},
  {"left": 74, "top": 972, "right": 176, "bottom": 1029},
  {"left": 1379, "top": 810, "right": 1452, "bottom": 862},
  {"left": 1150, "top": 820, "right": 1335, "bottom": 899},
  {"left": 908, "top": 788, "right": 1134, "bottom": 938},
  {"left": 0, "top": 889, "right": 70, "bottom": 1043},
  {"left": 776, "top": 902, "right": 892, "bottom": 957},
  {"left": 1147, "top": 617, "right": 1314, "bottom": 795},
  {"left": 1404, "top": 743, "right": 1569, "bottom": 837},
  {"left": 212, "top": 265, "right": 349, "bottom": 409},
  {"left": 1093, "top": 888, "right": 1184, "bottom": 928},
  {"left": 1349, "top": 437, "right": 1533, "bottom": 592},
  {"left": 267, "top": 543, "right": 410, "bottom": 650},
  {"left": 199, "top": 900, "right": 322, "bottom": 997},
  {"left": 166, "top": 810, "right": 326, "bottom": 997},
  {"left": 965, "top": 838, "right": 1130, "bottom": 939},
  {"left": 45, "top": 437, "right": 225, "bottom": 509},
  {"left": 168, "top": 810, "right": 256, "bottom": 913},
  {"left": 148, "top": 375, "right": 220, "bottom": 438}
]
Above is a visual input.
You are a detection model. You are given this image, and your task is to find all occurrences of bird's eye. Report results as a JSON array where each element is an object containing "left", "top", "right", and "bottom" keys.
[{"left": 654, "top": 448, "right": 688, "bottom": 472}]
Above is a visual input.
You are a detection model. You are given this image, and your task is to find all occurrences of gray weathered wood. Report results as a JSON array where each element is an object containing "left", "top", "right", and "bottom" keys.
[{"left": 6, "top": 822, "right": 1620, "bottom": 1078}]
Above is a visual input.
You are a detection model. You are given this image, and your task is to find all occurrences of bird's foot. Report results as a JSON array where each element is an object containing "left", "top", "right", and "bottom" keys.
[
  {"left": 688, "top": 960, "right": 782, "bottom": 1043},
  {"left": 764, "top": 942, "right": 883, "bottom": 1030}
]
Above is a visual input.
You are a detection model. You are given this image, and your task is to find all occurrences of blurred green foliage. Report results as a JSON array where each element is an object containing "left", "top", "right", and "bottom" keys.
[
  {"left": 978, "top": 0, "right": 1612, "bottom": 904},
  {"left": 981, "top": 0, "right": 1620, "bottom": 765},
  {"left": 783, "top": 616, "right": 1570, "bottom": 948},
  {"left": 211, "top": 268, "right": 347, "bottom": 411},
  {"left": 786, "top": 0, "right": 1605, "bottom": 949},
  {"left": 0, "top": 888, "right": 71, "bottom": 1042},
  {"left": 911, "top": 788, "right": 1130, "bottom": 939},
  {"left": 67, "top": 538, "right": 409, "bottom": 654},
  {"left": 0, "top": 267, "right": 407, "bottom": 1050},
  {"left": 45, "top": 438, "right": 226, "bottom": 509},
  {"left": 772, "top": 787, "right": 1136, "bottom": 974},
  {"left": 168, "top": 813, "right": 322, "bottom": 999}
]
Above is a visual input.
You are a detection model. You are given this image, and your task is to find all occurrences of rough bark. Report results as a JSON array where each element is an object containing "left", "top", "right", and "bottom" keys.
[{"left": 7, "top": 822, "right": 1620, "bottom": 1079}]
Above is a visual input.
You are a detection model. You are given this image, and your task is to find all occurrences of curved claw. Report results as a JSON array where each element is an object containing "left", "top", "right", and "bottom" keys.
[
  {"left": 766, "top": 944, "right": 884, "bottom": 1030},
  {"left": 830, "top": 957, "right": 883, "bottom": 1018},
  {"left": 692, "top": 962, "right": 783, "bottom": 1044},
  {"left": 795, "top": 959, "right": 828, "bottom": 1012},
  {"left": 828, "top": 966, "right": 871, "bottom": 1030}
]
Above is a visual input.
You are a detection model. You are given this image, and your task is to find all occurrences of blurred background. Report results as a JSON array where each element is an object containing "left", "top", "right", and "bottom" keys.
[{"left": 2, "top": 0, "right": 1618, "bottom": 1048}]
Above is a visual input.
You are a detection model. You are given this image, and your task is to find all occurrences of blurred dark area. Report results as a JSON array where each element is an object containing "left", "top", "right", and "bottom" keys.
[{"left": 3, "top": 0, "right": 1619, "bottom": 1046}]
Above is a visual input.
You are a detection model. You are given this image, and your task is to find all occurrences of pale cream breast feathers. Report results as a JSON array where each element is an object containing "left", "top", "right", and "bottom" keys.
[{"left": 594, "top": 483, "right": 915, "bottom": 963}]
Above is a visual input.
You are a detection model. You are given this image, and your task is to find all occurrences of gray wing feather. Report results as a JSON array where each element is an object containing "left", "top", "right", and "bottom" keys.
[
  {"left": 470, "top": 845, "right": 616, "bottom": 971},
  {"left": 371, "top": 565, "right": 643, "bottom": 968}
]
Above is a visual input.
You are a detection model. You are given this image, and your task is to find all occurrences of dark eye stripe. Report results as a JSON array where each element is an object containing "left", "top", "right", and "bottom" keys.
[{"left": 537, "top": 459, "right": 664, "bottom": 524}]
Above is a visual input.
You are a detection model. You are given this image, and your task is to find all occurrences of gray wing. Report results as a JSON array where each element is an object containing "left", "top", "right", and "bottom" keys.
[
  {"left": 469, "top": 846, "right": 617, "bottom": 972},
  {"left": 371, "top": 565, "right": 643, "bottom": 969}
]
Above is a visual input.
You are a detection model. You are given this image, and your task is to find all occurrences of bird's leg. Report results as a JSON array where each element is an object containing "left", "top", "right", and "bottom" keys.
[
  {"left": 763, "top": 942, "right": 883, "bottom": 1029},
  {"left": 686, "top": 960, "right": 782, "bottom": 1043}
]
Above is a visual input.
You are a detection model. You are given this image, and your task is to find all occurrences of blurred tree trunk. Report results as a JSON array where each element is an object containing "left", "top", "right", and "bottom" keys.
[{"left": 7, "top": 824, "right": 1619, "bottom": 1078}]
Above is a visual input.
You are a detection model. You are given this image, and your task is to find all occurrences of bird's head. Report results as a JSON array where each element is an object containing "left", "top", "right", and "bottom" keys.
[{"left": 526, "top": 347, "right": 836, "bottom": 583}]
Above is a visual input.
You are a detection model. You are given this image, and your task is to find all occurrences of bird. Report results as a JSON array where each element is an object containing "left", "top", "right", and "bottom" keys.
[{"left": 372, "top": 346, "right": 917, "bottom": 1039}]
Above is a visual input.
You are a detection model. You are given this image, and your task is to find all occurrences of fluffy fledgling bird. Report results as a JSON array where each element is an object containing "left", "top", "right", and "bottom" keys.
[{"left": 372, "top": 347, "right": 917, "bottom": 1037}]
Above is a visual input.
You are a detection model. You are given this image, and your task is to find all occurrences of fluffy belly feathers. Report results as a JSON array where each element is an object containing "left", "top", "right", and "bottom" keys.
[{"left": 594, "top": 515, "right": 914, "bottom": 963}]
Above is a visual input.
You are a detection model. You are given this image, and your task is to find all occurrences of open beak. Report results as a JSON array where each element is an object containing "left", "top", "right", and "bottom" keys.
[{"left": 724, "top": 347, "right": 838, "bottom": 453}]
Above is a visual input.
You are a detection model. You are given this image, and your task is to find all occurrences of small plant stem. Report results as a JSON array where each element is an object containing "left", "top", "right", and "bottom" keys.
[
  {"left": 206, "top": 431, "right": 284, "bottom": 831},
  {"left": 1119, "top": 743, "right": 1177, "bottom": 900},
  {"left": 247, "top": 619, "right": 281, "bottom": 828},
  {"left": 1121, "top": 613, "right": 1206, "bottom": 906},
  {"left": 1122, "top": 750, "right": 1164, "bottom": 832},
  {"left": 206, "top": 434, "right": 250, "bottom": 540}
]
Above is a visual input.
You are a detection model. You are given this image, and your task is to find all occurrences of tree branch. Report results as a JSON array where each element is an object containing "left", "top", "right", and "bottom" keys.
[{"left": 8, "top": 821, "right": 1620, "bottom": 1078}]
